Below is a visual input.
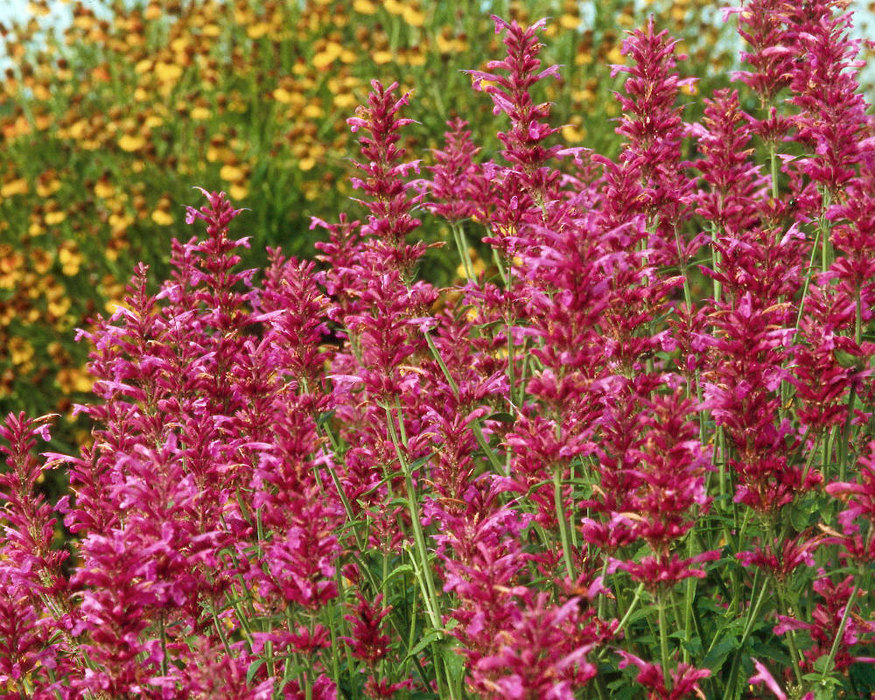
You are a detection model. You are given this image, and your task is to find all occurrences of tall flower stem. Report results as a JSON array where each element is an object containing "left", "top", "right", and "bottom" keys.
[
  {"left": 723, "top": 575, "right": 769, "bottom": 700},
  {"left": 821, "top": 578, "right": 860, "bottom": 683},
  {"left": 384, "top": 403, "right": 460, "bottom": 700},
  {"left": 552, "top": 466, "right": 575, "bottom": 580},
  {"left": 656, "top": 587, "right": 671, "bottom": 689},
  {"left": 451, "top": 221, "right": 476, "bottom": 282},
  {"left": 774, "top": 579, "right": 805, "bottom": 687}
]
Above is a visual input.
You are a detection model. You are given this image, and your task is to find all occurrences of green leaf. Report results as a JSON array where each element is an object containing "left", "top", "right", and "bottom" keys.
[
  {"left": 702, "top": 633, "right": 741, "bottom": 672},
  {"left": 487, "top": 411, "right": 516, "bottom": 424},
  {"left": 246, "top": 658, "right": 266, "bottom": 685},
  {"left": 811, "top": 655, "right": 830, "bottom": 674},
  {"left": 382, "top": 564, "right": 414, "bottom": 589},
  {"left": 404, "top": 629, "right": 444, "bottom": 662}
]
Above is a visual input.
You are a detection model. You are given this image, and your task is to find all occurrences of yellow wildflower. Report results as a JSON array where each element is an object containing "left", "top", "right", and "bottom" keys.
[
  {"left": 151, "top": 209, "right": 174, "bottom": 226},
  {"left": 118, "top": 133, "right": 146, "bottom": 152},
  {"left": 1, "top": 179, "right": 28, "bottom": 197},
  {"left": 353, "top": 0, "right": 376, "bottom": 13}
]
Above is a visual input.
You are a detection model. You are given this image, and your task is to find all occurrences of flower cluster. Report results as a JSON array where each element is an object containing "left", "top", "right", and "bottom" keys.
[{"left": 0, "top": 2, "right": 872, "bottom": 698}]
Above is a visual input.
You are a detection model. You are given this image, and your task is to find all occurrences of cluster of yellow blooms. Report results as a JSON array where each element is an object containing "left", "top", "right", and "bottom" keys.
[{"left": 0, "top": 0, "right": 747, "bottom": 446}]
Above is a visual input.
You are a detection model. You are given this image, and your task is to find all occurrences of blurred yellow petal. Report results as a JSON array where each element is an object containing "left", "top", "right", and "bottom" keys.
[
  {"left": 273, "top": 87, "right": 294, "bottom": 104},
  {"left": 334, "top": 93, "right": 357, "bottom": 109},
  {"left": 607, "top": 45, "right": 625, "bottom": 64},
  {"left": 560, "top": 14, "right": 580, "bottom": 30},
  {"left": 118, "top": 133, "right": 146, "bottom": 152},
  {"left": 45, "top": 211, "right": 67, "bottom": 226},
  {"left": 74, "top": 372, "right": 94, "bottom": 393},
  {"left": 155, "top": 62, "right": 183, "bottom": 83},
  {"left": 220, "top": 164, "right": 246, "bottom": 183},
  {"left": 561, "top": 124, "right": 585, "bottom": 142},
  {"left": 352, "top": 0, "right": 376, "bottom": 13},
  {"left": 313, "top": 42, "right": 342, "bottom": 69},
  {"left": 94, "top": 181, "right": 114, "bottom": 199},
  {"left": 229, "top": 183, "right": 249, "bottom": 200},
  {"left": 151, "top": 209, "right": 174, "bottom": 226},
  {"left": 247, "top": 23, "right": 269, "bottom": 39},
  {"left": 403, "top": 6, "right": 425, "bottom": 27},
  {"left": 302, "top": 104, "right": 323, "bottom": 119},
  {"left": 190, "top": 106, "right": 212, "bottom": 120},
  {"left": 1, "top": 179, "right": 29, "bottom": 197},
  {"left": 384, "top": 0, "right": 404, "bottom": 15},
  {"left": 299, "top": 157, "right": 316, "bottom": 171},
  {"left": 373, "top": 50, "right": 393, "bottom": 65}
]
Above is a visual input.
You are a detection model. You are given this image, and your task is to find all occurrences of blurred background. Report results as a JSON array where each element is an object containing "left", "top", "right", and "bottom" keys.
[{"left": 0, "top": 0, "right": 872, "bottom": 459}]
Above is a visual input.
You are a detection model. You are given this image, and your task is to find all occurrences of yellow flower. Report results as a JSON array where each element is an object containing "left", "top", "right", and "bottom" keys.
[
  {"left": 1, "top": 178, "right": 28, "bottom": 197},
  {"left": 247, "top": 23, "right": 269, "bottom": 39},
  {"left": 220, "top": 164, "right": 246, "bottom": 183},
  {"left": 373, "top": 50, "right": 393, "bottom": 65},
  {"left": 94, "top": 180, "right": 114, "bottom": 199},
  {"left": 8, "top": 337, "right": 34, "bottom": 366},
  {"left": 384, "top": 0, "right": 404, "bottom": 16},
  {"left": 36, "top": 178, "right": 61, "bottom": 198},
  {"left": 155, "top": 62, "right": 183, "bottom": 84},
  {"left": 190, "top": 106, "right": 212, "bottom": 120},
  {"left": 560, "top": 13, "right": 579, "bottom": 30},
  {"left": 353, "top": 0, "right": 376, "bottom": 13},
  {"left": 607, "top": 45, "right": 625, "bottom": 65},
  {"left": 302, "top": 103, "right": 324, "bottom": 119},
  {"left": 334, "top": 93, "right": 357, "bottom": 109},
  {"left": 32, "top": 248, "right": 53, "bottom": 274},
  {"left": 58, "top": 243, "right": 81, "bottom": 276},
  {"left": 57, "top": 368, "right": 93, "bottom": 394},
  {"left": 118, "top": 133, "right": 146, "bottom": 152},
  {"left": 151, "top": 209, "right": 174, "bottom": 226},
  {"left": 47, "top": 294, "right": 71, "bottom": 318},
  {"left": 313, "top": 42, "right": 342, "bottom": 69},
  {"left": 229, "top": 183, "right": 249, "bottom": 200},
  {"left": 561, "top": 123, "right": 586, "bottom": 143},
  {"left": 45, "top": 210, "right": 66, "bottom": 226},
  {"left": 403, "top": 4, "right": 425, "bottom": 27}
]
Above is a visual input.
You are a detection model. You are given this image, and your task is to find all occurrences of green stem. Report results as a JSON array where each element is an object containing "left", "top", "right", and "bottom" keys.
[
  {"left": 722, "top": 579, "right": 769, "bottom": 700},
  {"left": 612, "top": 582, "right": 645, "bottom": 638},
  {"left": 657, "top": 588, "right": 671, "bottom": 690},
  {"left": 774, "top": 581, "right": 805, "bottom": 687},
  {"left": 451, "top": 220, "right": 475, "bottom": 282},
  {"left": 384, "top": 404, "right": 459, "bottom": 700},
  {"left": 820, "top": 580, "right": 860, "bottom": 683},
  {"left": 553, "top": 467, "right": 575, "bottom": 580}
]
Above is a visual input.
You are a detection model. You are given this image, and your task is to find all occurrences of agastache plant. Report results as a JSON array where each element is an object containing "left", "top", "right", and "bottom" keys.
[{"left": 0, "top": 3, "right": 873, "bottom": 699}]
